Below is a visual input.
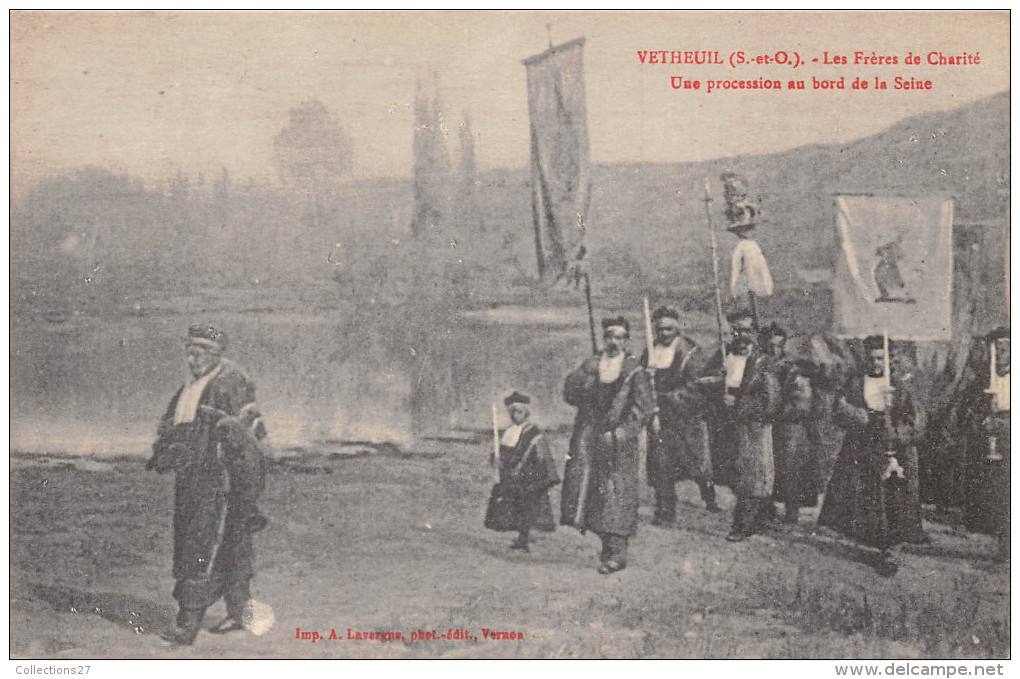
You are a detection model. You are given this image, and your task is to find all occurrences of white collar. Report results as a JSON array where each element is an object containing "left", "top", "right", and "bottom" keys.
[
  {"left": 599, "top": 353, "right": 625, "bottom": 383},
  {"left": 724, "top": 353, "right": 748, "bottom": 389},
  {"left": 500, "top": 423, "right": 526, "bottom": 447},
  {"left": 173, "top": 364, "right": 223, "bottom": 424},
  {"left": 649, "top": 337, "right": 679, "bottom": 369},
  {"left": 989, "top": 371, "right": 1010, "bottom": 411},
  {"left": 863, "top": 375, "right": 887, "bottom": 411}
]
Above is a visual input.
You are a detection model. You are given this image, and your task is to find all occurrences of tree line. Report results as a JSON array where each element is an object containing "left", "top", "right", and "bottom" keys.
[{"left": 12, "top": 92, "right": 529, "bottom": 318}]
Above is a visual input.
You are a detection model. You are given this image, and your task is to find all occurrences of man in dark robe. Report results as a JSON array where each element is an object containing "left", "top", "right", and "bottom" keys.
[
  {"left": 818, "top": 335, "right": 922, "bottom": 576},
  {"left": 562, "top": 317, "right": 655, "bottom": 574},
  {"left": 148, "top": 324, "right": 268, "bottom": 645},
  {"left": 702, "top": 308, "right": 779, "bottom": 540},
  {"left": 759, "top": 323, "right": 822, "bottom": 525},
  {"left": 641, "top": 305, "right": 720, "bottom": 525},
  {"left": 960, "top": 327, "right": 1010, "bottom": 560},
  {"left": 723, "top": 332, "right": 780, "bottom": 542},
  {"left": 773, "top": 357, "right": 823, "bottom": 524},
  {"left": 705, "top": 308, "right": 760, "bottom": 490},
  {"left": 485, "top": 391, "right": 560, "bottom": 551}
]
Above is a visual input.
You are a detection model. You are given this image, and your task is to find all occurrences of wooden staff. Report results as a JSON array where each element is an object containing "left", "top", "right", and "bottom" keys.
[
  {"left": 990, "top": 341, "right": 997, "bottom": 391},
  {"left": 491, "top": 403, "right": 500, "bottom": 468},
  {"left": 876, "top": 329, "right": 895, "bottom": 549},
  {"left": 643, "top": 296, "right": 661, "bottom": 435},
  {"left": 577, "top": 212, "right": 598, "bottom": 356},
  {"left": 702, "top": 179, "right": 727, "bottom": 362},
  {"left": 587, "top": 269, "right": 599, "bottom": 354},
  {"left": 880, "top": 329, "right": 903, "bottom": 480},
  {"left": 883, "top": 329, "right": 892, "bottom": 391},
  {"left": 985, "top": 340, "right": 998, "bottom": 398},
  {"left": 882, "top": 329, "right": 895, "bottom": 442},
  {"left": 985, "top": 340, "right": 1000, "bottom": 459},
  {"left": 643, "top": 296, "right": 655, "bottom": 359}
]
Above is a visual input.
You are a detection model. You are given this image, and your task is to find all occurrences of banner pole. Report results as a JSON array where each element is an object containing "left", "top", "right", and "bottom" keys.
[
  {"left": 491, "top": 403, "right": 500, "bottom": 468},
  {"left": 643, "top": 296, "right": 661, "bottom": 436},
  {"left": 701, "top": 179, "right": 727, "bottom": 361},
  {"left": 577, "top": 214, "right": 598, "bottom": 356}
]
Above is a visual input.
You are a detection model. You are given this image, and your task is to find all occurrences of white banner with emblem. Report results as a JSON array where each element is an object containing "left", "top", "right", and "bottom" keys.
[{"left": 833, "top": 195, "right": 954, "bottom": 340}]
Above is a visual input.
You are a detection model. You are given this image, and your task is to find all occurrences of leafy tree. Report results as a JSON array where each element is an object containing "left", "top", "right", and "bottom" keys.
[
  {"left": 411, "top": 76, "right": 452, "bottom": 239},
  {"left": 272, "top": 100, "right": 352, "bottom": 228}
]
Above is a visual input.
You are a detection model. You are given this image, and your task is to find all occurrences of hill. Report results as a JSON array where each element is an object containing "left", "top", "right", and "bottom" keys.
[
  {"left": 10, "top": 92, "right": 1007, "bottom": 322},
  {"left": 463, "top": 91, "right": 1008, "bottom": 298}
]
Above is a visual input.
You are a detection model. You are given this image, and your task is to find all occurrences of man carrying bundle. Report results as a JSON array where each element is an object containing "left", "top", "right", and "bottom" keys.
[{"left": 148, "top": 324, "right": 270, "bottom": 644}]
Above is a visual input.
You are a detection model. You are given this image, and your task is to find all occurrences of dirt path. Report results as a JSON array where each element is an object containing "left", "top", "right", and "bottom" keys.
[{"left": 10, "top": 437, "right": 1009, "bottom": 659}]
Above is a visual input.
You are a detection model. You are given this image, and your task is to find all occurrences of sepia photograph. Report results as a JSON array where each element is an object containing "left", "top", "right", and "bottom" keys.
[{"left": 8, "top": 10, "right": 1010, "bottom": 661}]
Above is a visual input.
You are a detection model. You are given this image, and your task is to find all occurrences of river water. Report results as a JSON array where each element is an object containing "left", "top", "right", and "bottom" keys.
[{"left": 12, "top": 305, "right": 698, "bottom": 456}]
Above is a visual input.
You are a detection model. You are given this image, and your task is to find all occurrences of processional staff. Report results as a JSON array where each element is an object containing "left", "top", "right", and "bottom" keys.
[
  {"left": 643, "top": 296, "right": 661, "bottom": 436},
  {"left": 491, "top": 402, "right": 500, "bottom": 468},
  {"left": 701, "top": 179, "right": 727, "bottom": 362},
  {"left": 984, "top": 340, "right": 1000, "bottom": 460}
]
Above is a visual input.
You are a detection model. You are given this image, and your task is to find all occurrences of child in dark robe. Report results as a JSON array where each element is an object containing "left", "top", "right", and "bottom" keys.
[{"left": 485, "top": 391, "right": 560, "bottom": 551}]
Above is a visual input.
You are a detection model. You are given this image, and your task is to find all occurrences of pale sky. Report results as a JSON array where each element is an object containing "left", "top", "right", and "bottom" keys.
[{"left": 10, "top": 11, "right": 1010, "bottom": 194}]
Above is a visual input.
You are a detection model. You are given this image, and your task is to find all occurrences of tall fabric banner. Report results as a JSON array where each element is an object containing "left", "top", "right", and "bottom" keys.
[
  {"left": 833, "top": 195, "right": 954, "bottom": 340},
  {"left": 523, "top": 38, "right": 590, "bottom": 282}
]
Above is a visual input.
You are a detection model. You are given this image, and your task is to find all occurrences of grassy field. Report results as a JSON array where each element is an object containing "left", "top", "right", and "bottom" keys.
[{"left": 10, "top": 432, "right": 1009, "bottom": 659}]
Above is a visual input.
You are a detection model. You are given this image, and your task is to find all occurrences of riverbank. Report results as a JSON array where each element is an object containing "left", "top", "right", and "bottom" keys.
[{"left": 10, "top": 437, "right": 1008, "bottom": 659}]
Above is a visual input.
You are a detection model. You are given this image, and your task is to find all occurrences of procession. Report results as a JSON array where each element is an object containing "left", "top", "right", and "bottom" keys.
[
  {"left": 10, "top": 12, "right": 1009, "bottom": 661},
  {"left": 142, "top": 165, "right": 1010, "bottom": 647},
  {"left": 484, "top": 295, "right": 1010, "bottom": 577},
  {"left": 483, "top": 175, "right": 1009, "bottom": 579}
]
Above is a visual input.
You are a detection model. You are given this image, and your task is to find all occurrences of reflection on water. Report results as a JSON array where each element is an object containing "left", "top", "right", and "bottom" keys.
[{"left": 10, "top": 305, "right": 647, "bottom": 457}]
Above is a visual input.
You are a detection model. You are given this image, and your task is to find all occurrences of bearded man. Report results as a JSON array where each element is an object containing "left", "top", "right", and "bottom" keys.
[
  {"left": 148, "top": 324, "right": 269, "bottom": 644},
  {"left": 641, "top": 305, "right": 720, "bottom": 525}
]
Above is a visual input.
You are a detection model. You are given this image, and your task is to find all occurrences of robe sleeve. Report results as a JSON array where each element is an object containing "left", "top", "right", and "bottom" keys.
[
  {"left": 667, "top": 346, "right": 712, "bottom": 415},
  {"left": 564, "top": 359, "right": 598, "bottom": 408},
  {"left": 833, "top": 393, "right": 871, "bottom": 430},
  {"left": 890, "top": 381, "right": 917, "bottom": 446},
  {"left": 148, "top": 389, "right": 183, "bottom": 472},
  {"left": 735, "top": 357, "right": 780, "bottom": 423},
  {"left": 156, "top": 389, "right": 181, "bottom": 439},
  {"left": 610, "top": 367, "right": 655, "bottom": 439},
  {"left": 215, "top": 368, "right": 267, "bottom": 440}
]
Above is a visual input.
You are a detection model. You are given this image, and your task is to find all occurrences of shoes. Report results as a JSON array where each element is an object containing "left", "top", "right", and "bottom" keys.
[
  {"left": 726, "top": 531, "right": 751, "bottom": 542},
  {"left": 208, "top": 617, "right": 244, "bottom": 635},
  {"left": 173, "top": 623, "right": 202, "bottom": 646},
  {"left": 172, "top": 609, "right": 205, "bottom": 645},
  {"left": 650, "top": 515, "right": 675, "bottom": 527},
  {"left": 509, "top": 539, "right": 530, "bottom": 552},
  {"left": 705, "top": 502, "right": 723, "bottom": 514},
  {"left": 782, "top": 512, "right": 799, "bottom": 525},
  {"left": 597, "top": 560, "right": 626, "bottom": 575}
]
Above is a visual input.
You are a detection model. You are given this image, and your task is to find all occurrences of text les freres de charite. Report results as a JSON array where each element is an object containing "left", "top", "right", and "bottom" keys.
[{"left": 637, "top": 50, "right": 982, "bottom": 94}]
